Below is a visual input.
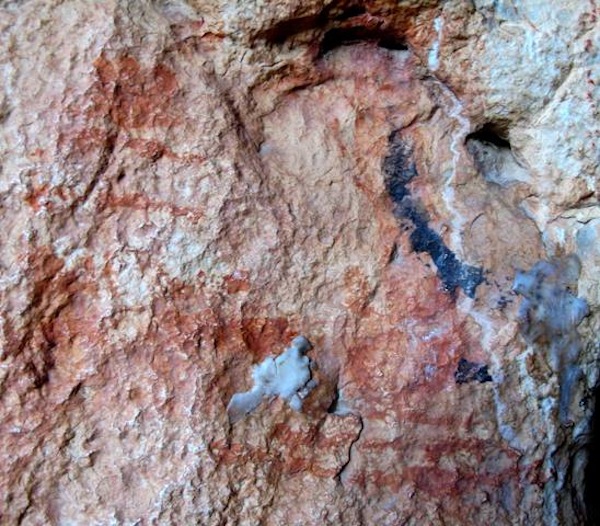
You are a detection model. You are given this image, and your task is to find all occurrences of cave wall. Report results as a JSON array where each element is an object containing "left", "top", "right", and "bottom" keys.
[{"left": 0, "top": 1, "right": 599, "bottom": 524}]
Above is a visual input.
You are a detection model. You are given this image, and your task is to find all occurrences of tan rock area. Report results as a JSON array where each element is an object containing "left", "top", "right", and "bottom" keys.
[{"left": 0, "top": 0, "right": 598, "bottom": 524}]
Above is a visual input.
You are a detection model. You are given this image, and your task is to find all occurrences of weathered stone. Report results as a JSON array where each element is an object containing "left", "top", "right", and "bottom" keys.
[{"left": 0, "top": 0, "right": 598, "bottom": 524}]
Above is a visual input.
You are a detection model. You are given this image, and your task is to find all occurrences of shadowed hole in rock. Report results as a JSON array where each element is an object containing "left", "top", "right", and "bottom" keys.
[
  {"left": 327, "top": 388, "right": 340, "bottom": 413},
  {"left": 319, "top": 26, "right": 408, "bottom": 56},
  {"left": 585, "top": 383, "right": 600, "bottom": 525},
  {"left": 334, "top": 4, "right": 367, "bottom": 20},
  {"left": 257, "top": 5, "right": 407, "bottom": 55},
  {"left": 259, "top": 13, "right": 326, "bottom": 44},
  {"left": 466, "top": 122, "right": 532, "bottom": 187},
  {"left": 466, "top": 122, "right": 511, "bottom": 149}
]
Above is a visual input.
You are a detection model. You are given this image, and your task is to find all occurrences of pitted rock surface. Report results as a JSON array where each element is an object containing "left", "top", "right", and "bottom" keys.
[{"left": 1, "top": 1, "right": 599, "bottom": 524}]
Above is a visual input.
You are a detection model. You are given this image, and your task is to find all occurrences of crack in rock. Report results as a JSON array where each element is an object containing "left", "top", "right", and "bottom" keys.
[{"left": 337, "top": 415, "right": 364, "bottom": 485}]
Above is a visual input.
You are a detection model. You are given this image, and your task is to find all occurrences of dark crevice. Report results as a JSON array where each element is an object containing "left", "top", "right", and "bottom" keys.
[
  {"left": 319, "top": 26, "right": 408, "bottom": 56},
  {"left": 256, "top": 4, "right": 408, "bottom": 55},
  {"left": 388, "top": 242, "right": 399, "bottom": 264},
  {"left": 327, "top": 388, "right": 340, "bottom": 414},
  {"left": 585, "top": 383, "right": 600, "bottom": 525},
  {"left": 258, "top": 13, "right": 327, "bottom": 44},
  {"left": 334, "top": 4, "right": 367, "bottom": 20},
  {"left": 466, "top": 122, "right": 534, "bottom": 188},
  {"left": 258, "top": 2, "right": 371, "bottom": 44},
  {"left": 466, "top": 123, "right": 511, "bottom": 149},
  {"left": 383, "top": 131, "right": 484, "bottom": 298},
  {"left": 378, "top": 35, "right": 409, "bottom": 51},
  {"left": 336, "top": 415, "right": 364, "bottom": 483}
]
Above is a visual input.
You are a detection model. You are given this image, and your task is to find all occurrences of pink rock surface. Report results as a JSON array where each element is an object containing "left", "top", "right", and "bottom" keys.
[{"left": 0, "top": 1, "right": 598, "bottom": 524}]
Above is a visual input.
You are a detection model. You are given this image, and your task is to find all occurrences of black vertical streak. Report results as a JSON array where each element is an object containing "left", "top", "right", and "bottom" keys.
[{"left": 383, "top": 131, "right": 484, "bottom": 298}]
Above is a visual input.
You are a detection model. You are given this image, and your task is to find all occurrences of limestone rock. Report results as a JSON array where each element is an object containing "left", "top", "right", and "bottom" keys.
[{"left": 0, "top": 0, "right": 598, "bottom": 524}]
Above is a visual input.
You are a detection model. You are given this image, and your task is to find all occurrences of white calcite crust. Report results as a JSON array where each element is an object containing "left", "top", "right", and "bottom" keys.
[{"left": 227, "top": 336, "right": 316, "bottom": 422}]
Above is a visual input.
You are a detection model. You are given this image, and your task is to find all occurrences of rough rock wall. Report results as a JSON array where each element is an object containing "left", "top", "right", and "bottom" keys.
[{"left": 0, "top": 0, "right": 598, "bottom": 524}]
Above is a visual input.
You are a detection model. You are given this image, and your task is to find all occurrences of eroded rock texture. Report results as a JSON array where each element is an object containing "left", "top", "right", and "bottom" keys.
[{"left": 0, "top": 1, "right": 598, "bottom": 524}]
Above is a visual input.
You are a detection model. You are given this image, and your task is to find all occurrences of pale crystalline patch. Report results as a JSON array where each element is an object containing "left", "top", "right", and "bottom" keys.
[
  {"left": 428, "top": 16, "right": 442, "bottom": 71},
  {"left": 227, "top": 336, "right": 316, "bottom": 423},
  {"left": 513, "top": 255, "right": 590, "bottom": 423}
]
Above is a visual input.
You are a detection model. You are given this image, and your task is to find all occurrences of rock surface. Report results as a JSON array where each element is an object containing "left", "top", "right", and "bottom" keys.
[{"left": 0, "top": 0, "right": 598, "bottom": 524}]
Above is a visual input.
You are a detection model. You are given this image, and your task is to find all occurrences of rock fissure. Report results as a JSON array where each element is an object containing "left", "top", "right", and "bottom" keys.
[{"left": 336, "top": 415, "right": 364, "bottom": 485}]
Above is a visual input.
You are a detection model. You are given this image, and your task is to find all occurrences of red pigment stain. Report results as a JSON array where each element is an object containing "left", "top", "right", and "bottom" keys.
[
  {"left": 58, "top": 54, "right": 180, "bottom": 164},
  {"left": 123, "top": 138, "right": 165, "bottom": 160},
  {"left": 6, "top": 247, "right": 102, "bottom": 391},
  {"left": 29, "top": 148, "right": 46, "bottom": 160},
  {"left": 93, "top": 54, "right": 178, "bottom": 130},
  {"left": 240, "top": 317, "right": 297, "bottom": 360},
  {"left": 123, "top": 138, "right": 207, "bottom": 164},
  {"left": 224, "top": 270, "right": 251, "bottom": 294},
  {"left": 208, "top": 439, "right": 312, "bottom": 475},
  {"left": 210, "top": 417, "right": 358, "bottom": 479},
  {"left": 343, "top": 266, "right": 373, "bottom": 315},
  {"left": 25, "top": 183, "right": 50, "bottom": 211},
  {"left": 107, "top": 192, "right": 204, "bottom": 220}
]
